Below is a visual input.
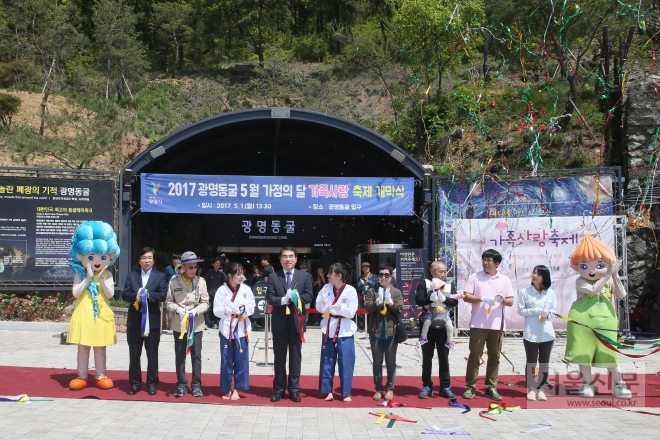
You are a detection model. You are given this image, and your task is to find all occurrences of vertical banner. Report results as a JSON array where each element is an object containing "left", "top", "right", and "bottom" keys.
[
  {"left": 453, "top": 216, "right": 617, "bottom": 330},
  {"left": 396, "top": 248, "right": 427, "bottom": 332},
  {"left": 0, "top": 177, "right": 115, "bottom": 284}
]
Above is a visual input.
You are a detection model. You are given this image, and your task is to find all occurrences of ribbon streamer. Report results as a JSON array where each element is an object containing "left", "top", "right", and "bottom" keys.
[
  {"left": 422, "top": 426, "right": 470, "bottom": 436},
  {"left": 521, "top": 421, "right": 553, "bottom": 434},
  {"left": 139, "top": 288, "right": 149, "bottom": 338},
  {"left": 186, "top": 311, "right": 195, "bottom": 355},
  {"left": 368, "top": 411, "right": 417, "bottom": 423},
  {"left": 291, "top": 289, "right": 306, "bottom": 343},
  {"left": 377, "top": 400, "right": 432, "bottom": 410},
  {"left": 0, "top": 394, "right": 53, "bottom": 404},
  {"left": 448, "top": 398, "right": 471, "bottom": 414},
  {"left": 478, "top": 402, "right": 520, "bottom": 421}
]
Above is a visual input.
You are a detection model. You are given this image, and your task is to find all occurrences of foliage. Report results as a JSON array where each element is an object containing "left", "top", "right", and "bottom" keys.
[
  {"left": 0, "top": 92, "right": 20, "bottom": 128},
  {"left": 292, "top": 34, "right": 328, "bottom": 62},
  {"left": 0, "top": 294, "right": 64, "bottom": 321},
  {"left": 109, "top": 299, "right": 130, "bottom": 308}
]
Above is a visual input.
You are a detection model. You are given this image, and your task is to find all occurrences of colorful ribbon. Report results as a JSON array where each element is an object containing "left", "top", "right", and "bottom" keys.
[
  {"left": 291, "top": 289, "right": 306, "bottom": 343},
  {"left": 369, "top": 411, "right": 417, "bottom": 425},
  {"left": 186, "top": 311, "right": 195, "bottom": 355},
  {"left": 139, "top": 288, "right": 149, "bottom": 338},
  {"left": 448, "top": 398, "right": 471, "bottom": 414},
  {"left": 421, "top": 426, "right": 470, "bottom": 435},
  {"left": 478, "top": 402, "right": 520, "bottom": 421},
  {"left": 0, "top": 394, "right": 53, "bottom": 404},
  {"left": 377, "top": 400, "right": 432, "bottom": 410}
]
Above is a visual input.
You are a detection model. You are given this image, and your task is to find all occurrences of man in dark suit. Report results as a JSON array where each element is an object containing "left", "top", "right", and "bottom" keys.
[
  {"left": 121, "top": 247, "right": 168, "bottom": 395},
  {"left": 266, "top": 246, "right": 313, "bottom": 403}
]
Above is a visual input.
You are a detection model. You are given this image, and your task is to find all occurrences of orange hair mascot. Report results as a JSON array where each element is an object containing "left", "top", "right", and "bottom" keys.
[{"left": 565, "top": 232, "right": 631, "bottom": 399}]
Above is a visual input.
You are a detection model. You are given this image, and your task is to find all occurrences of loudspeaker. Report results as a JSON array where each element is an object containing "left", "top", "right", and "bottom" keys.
[{"left": 122, "top": 169, "right": 132, "bottom": 187}]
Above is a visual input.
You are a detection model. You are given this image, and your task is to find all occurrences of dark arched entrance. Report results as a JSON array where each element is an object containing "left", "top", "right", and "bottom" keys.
[{"left": 119, "top": 108, "right": 430, "bottom": 283}]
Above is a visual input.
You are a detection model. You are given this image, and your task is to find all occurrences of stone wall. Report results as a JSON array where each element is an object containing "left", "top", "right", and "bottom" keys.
[
  {"left": 623, "top": 74, "right": 660, "bottom": 309},
  {"left": 112, "top": 307, "right": 128, "bottom": 333}
]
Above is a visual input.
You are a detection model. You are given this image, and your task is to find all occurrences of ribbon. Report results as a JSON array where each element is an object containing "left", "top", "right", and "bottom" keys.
[
  {"left": 186, "top": 311, "right": 195, "bottom": 355},
  {"left": 179, "top": 313, "right": 188, "bottom": 338},
  {"left": 0, "top": 394, "right": 54, "bottom": 404},
  {"left": 377, "top": 400, "right": 432, "bottom": 410},
  {"left": 478, "top": 402, "right": 520, "bottom": 421},
  {"left": 554, "top": 313, "right": 660, "bottom": 357},
  {"left": 421, "top": 426, "right": 470, "bottom": 436},
  {"left": 448, "top": 399, "right": 471, "bottom": 414},
  {"left": 139, "top": 288, "right": 149, "bottom": 338},
  {"left": 369, "top": 411, "right": 416, "bottom": 424},
  {"left": 291, "top": 289, "right": 306, "bottom": 343},
  {"left": 521, "top": 421, "right": 553, "bottom": 433}
]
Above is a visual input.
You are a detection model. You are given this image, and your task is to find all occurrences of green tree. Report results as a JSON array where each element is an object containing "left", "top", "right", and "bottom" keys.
[
  {"left": 93, "top": 0, "right": 146, "bottom": 101},
  {"left": 237, "top": 0, "right": 293, "bottom": 64},
  {"left": 153, "top": 1, "right": 194, "bottom": 77},
  {"left": 0, "top": 92, "right": 20, "bottom": 129},
  {"left": 393, "top": 0, "right": 484, "bottom": 92}
]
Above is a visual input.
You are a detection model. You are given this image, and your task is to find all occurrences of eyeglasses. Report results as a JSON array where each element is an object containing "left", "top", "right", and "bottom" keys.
[
  {"left": 378, "top": 273, "right": 391, "bottom": 278},
  {"left": 186, "top": 266, "right": 198, "bottom": 270}
]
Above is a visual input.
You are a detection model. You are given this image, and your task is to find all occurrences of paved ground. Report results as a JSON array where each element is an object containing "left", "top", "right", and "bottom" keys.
[{"left": 1, "top": 326, "right": 659, "bottom": 439}]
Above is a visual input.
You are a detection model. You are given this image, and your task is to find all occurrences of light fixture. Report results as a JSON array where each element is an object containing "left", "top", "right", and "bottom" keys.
[
  {"left": 390, "top": 149, "right": 406, "bottom": 163},
  {"left": 150, "top": 146, "right": 166, "bottom": 159}
]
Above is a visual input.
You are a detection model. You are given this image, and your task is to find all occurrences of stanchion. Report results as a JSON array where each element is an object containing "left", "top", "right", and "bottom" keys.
[{"left": 257, "top": 309, "right": 273, "bottom": 366}]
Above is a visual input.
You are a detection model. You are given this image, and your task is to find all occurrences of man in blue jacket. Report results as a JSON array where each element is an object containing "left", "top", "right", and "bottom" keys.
[{"left": 121, "top": 247, "right": 168, "bottom": 395}]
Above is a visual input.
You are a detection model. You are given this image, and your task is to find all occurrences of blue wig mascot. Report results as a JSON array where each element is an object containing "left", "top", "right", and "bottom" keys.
[{"left": 66, "top": 221, "right": 120, "bottom": 391}]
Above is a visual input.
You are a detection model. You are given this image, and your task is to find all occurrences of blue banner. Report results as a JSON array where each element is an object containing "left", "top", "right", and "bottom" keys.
[
  {"left": 141, "top": 174, "right": 414, "bottom": 215},
  {"left": 438, "top": 174, "right": 614, "bottom": 219}
]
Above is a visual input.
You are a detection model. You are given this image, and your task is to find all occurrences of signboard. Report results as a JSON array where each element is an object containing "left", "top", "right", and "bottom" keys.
[
  {"left": 451, "top": 216, "right": 617, "bottom": 331},
  {"left": 395, "top": 248, "right": 427, "bottom": 332},
  {"left": 141, "top": 174, "right": 414, "bottom": 216},
  {"left": 0, "top": 177, "right": 115, "bottom": 284},
  {"left": 251, "top": 281, "right": 269, "bottom": 319},
  {"left": 204, "top": 215, "right": 333, "bottom": 248}
]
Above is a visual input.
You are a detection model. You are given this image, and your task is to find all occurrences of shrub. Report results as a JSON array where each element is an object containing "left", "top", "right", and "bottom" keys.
[
  {"left": 0, "top": 294, "right": 64, "bottom": 321},
  {"left": 0, "top": 92, "right": 21, "bottom": 129},
  {"left": 292, "top": 35, "right": 328, "bottom": 62}
]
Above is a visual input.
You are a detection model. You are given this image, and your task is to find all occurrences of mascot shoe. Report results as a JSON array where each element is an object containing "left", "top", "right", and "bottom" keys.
[
  {"left": 69, "top": 377, "right": 88, "bottom": 390},
  {"left": 613, "top": 382, "right": 632, "bottom": 399},
  {"left": 96, "top": 375, "right": 114, "bottom": 390}
]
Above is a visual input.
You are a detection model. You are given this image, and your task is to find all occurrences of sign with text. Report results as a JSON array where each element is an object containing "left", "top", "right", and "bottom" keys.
[
  {"left": 251, "top": 281, "right": 269, "bottom": 319},
  {"left": 141, "top": 174, "right": 414, "bottom": 215},
  {"left": 0, "top": 177, "right": 115, "bottom": 284},
  {"left": 395, "top": 248, "right": 427, "bottom": 332},
  {"left": 452, "top": 216, "right": 617, "bottom": 330}
]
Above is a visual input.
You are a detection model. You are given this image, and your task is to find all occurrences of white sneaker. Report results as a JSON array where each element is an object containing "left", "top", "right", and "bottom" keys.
[
  {"left": 613, "top": 383, "right": 632, "bottom": 400},
  {"left": 536, "top": 390, "right": 547, "bottom": 401},
  {"left": 526, "top": 390, "right": 536, "bottom": 401},
  {"left": 578, "top": 383, "right": 595, "bottom": 398}
]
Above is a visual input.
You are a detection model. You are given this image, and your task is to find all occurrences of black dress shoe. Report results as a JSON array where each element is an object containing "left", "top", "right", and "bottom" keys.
[
  {"left": 270, "top": 391, "right": 285, "bottom": 402},
  {"left": 289, "top": 391, "right": 301, "bottom": 403},
  {"left": 147, "top": 385, "right": 157, "bottom": 395},
  {"left": 127, "top": 385, "right": 140, "bottom": 395}
]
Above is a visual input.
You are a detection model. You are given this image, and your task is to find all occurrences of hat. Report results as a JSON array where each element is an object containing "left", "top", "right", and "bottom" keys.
[
  {"left": 431, "top": 278, "right": 445, "bottom": 291},
  {"left": 180, "top": 251, "right": 204, "bottom": 265},
  {"left": 299, "top": 261, "right": 308, "bottom": 269},
  {"left": 361, "top": 262, "right": 370, "bottom": 267}
]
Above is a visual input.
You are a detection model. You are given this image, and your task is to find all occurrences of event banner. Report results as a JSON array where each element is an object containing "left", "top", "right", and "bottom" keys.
[
  {"left": 451, "top": 216, "right": 617, "bottom": 331},
  {"left": 438, "top": 174, "right": 614, "bottom": 219},
  {"left": 0, "top": 177, "right": 115, "bottom": 284},
  {"left": 396, "top": 248, "right": 427, "bottom": 332},
  {"left": 141, "top": 174, "right": 414, "bottom": 215}
]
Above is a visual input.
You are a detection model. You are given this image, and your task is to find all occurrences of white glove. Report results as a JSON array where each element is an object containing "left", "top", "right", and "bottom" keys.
[
  {"left": 224, "top": 306, "right": 234, "bottom": 315},
  {"left": 330, "top": 303, "right": 342, "bottom": 314},
  {"left": 494, "top": 295, "right": 504, "bottom": 303},
  {"left": 189, "top": 309, "right": 197, "bottom": 317},
  {"left": 85, "top": 263, "right": 94, "bottom": 280},
  {"left": 176, "top": 307, "right": 185, "bottom": 317},
  {"left": 376, "top": 289, "right": 384, "bottom": 305},
  {"left": 481, "top": 296, "right": 494, "bottom": 306},
  {"left": 386, "top": 291, "right": 394, "bottom": 305},
  {"left": 281, "top": 291, "right": 292, "bottom": 306},
  {"left": 543, "top": 310, "right": 554, "bottom": 319},
  {"left": 430, "top": 291, "right": 438, "bottom": 301},
  {"left": 436, "top": 293, "right": 446, "bottom": 303}
]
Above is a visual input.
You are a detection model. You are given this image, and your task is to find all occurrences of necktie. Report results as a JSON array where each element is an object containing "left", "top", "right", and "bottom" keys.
[{"left": 286, "top": 272, "right": 292, "bottom": 290}]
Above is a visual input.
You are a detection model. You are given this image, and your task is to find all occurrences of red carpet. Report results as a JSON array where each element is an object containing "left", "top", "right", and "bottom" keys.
[{"left": 2, "top": 366, "right": 659, "bottom": 408}]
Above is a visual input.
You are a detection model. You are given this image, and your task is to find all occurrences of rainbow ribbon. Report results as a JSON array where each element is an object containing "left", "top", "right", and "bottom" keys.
[
  {"left": 291, "top": 289, "right": 306, "bottom": 343},
  {"left": 178, "top": 311, "right": 196, "bottom": 355},
  {"left": 479, "top": 402, "right": 520, "bottom": 421}
]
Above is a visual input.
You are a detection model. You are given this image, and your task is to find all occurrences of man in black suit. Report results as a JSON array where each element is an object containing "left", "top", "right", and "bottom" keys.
[
  {"left": 121, "top": 247, "right": 168, "bottom": 395},
  {"left": 266, "top": 246, "right": 313, "bottom": 402}
]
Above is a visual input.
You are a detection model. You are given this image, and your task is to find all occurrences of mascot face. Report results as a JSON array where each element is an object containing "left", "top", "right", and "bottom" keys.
[
  {"left": 78, "top": 252, "right": 114, "bottom": 273},
  {"left": 575, "top": 259, "right": 608, "bottom": 280}
]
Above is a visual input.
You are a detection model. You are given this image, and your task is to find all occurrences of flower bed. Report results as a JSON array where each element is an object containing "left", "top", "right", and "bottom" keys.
[{"left": 0, "top": 294, "right": 64, "bottom": 321}]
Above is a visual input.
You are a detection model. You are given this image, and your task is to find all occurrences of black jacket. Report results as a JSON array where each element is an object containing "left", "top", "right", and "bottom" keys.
[
  {"left": 121, "top": 269, "right": 168, "bottom": 329},
  {"left": 266, "top": 269, "right": 313, "bottom": 334}
]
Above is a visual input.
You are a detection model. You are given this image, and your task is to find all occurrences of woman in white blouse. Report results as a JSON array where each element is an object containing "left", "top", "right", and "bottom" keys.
[
  {"left": 213, "top": 262, "right": 255, "bottom": 400},
  {"left": 517, "top": 265, "right": 557, "bottom": 401},
  {"left": 316, "top": 262, "right": 358, "bottom": 402}
]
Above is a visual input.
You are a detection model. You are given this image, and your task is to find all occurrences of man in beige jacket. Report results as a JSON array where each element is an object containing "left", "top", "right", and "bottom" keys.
[{"left": 166, "top": 251, "right": 209, "bottom": 397}]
